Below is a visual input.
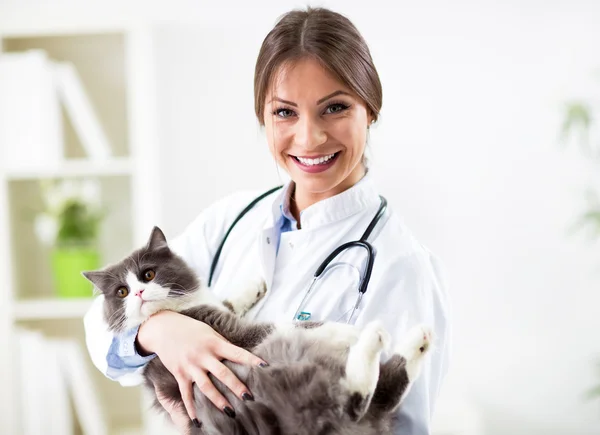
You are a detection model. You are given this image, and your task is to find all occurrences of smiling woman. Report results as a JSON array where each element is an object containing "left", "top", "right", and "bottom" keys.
[
  {"left": 84, "top": 6, "right": 451, "bottom": 435},
  {"left": 254, "top": 10, "right": 382, "bottom": 221}
]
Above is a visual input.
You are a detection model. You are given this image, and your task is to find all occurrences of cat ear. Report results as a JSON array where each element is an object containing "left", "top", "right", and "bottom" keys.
[
  {"left": 81, "top": 271, "right": 106, "bottom": 291},
  {"left": 147, "top": 226, "right": 168, "bottom": 251}
]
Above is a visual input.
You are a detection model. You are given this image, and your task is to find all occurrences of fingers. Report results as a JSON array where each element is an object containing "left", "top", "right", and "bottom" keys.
[
  {"left": 216, "top": 340, "right": 268, "bottom": 368},
  {"left": 206, "top": 359, "right": 255, "bottom": 403},
  {"left": 190, "top": 369, "right": 237, "bottom": 418},
  {"left": 176, "top": 376, "right": 198, "bottom": 423}
]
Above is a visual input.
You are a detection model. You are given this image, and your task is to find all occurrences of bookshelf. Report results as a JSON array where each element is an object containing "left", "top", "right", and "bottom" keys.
[{"left": 0, "top": 23, "right": 162, "bottom": 435}]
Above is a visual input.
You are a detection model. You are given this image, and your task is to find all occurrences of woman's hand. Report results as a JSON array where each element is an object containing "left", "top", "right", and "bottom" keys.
[{"left": 137, "top": 310, "right": 266, "bottom": 423}]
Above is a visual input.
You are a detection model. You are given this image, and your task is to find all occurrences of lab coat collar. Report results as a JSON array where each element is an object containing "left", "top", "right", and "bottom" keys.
[{"left": 268, "top": 172, "right": 380, "bottom": 231}]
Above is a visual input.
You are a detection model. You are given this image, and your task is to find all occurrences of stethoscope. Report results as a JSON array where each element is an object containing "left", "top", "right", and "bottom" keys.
[{"left": 208, "top": 186, "right": 388, "bottom": 324}]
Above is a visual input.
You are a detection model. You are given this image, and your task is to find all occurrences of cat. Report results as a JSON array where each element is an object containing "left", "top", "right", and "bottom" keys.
[{"left": 83, "top": 226, "right": 433, "bottom": 435}]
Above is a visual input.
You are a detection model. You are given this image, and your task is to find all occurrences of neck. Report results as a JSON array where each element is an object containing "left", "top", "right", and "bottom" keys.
[{"left": 289, "top": 165, "right": 366, "bottom": 227}]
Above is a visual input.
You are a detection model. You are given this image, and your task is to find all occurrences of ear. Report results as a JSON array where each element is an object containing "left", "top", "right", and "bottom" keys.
[
  {"left": 81, "top": 270, "right": 107, "bottom": 291},
  {"left": 147, "top": 226, "right": 168, "bottom": 251},
  {"left": 367, "top": 111, "right": 375, "bottom": 127}
]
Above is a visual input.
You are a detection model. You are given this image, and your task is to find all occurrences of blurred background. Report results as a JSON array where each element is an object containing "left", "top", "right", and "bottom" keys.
[{"left": 0, "top": 0, "right": 599, "bottom": 434}]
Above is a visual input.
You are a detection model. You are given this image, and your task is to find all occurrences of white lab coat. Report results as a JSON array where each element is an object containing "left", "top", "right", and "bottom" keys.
[{"left": 83, "top": 174, "right": 451, "bottom": 435}]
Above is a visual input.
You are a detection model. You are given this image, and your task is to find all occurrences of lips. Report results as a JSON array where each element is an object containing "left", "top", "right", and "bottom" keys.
[{"left": 290, "top": 151, "right": 340, "bottom": 173}]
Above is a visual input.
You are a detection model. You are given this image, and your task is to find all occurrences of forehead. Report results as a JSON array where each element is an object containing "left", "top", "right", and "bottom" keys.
[
  {"left": 268, "top": 57, "right": 351, "bottom": 102},
  {"left": 109, "top": 247, "right": 162, "bottom": 274}
]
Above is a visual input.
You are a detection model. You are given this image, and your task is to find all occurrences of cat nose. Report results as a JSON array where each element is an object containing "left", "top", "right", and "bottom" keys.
[{"left": 135, "top": 289, "right": 145, "bottom": 298}]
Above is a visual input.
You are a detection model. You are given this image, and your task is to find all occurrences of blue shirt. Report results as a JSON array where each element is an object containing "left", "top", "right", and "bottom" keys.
[{"left": 105, "top": 200, "right": 299, "bottom": 379}]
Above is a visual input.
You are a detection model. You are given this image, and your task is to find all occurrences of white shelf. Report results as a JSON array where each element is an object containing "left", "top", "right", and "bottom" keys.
[
  {"left": 4, "top": 157, "right": 132, "bottom": 180},
  {"left": 13, "top": 298, "right": 94, "bottom": 320}
]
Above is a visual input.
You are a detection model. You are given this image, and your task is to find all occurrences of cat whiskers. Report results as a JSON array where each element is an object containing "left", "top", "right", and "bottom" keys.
[
  {"left": 105, "top": 304, "right": 125, "bottom": 323},
  {"left": 163, "top": 282, "right": 188, "bottom": 290},
  {"left": 164, "top": 283, "right": 199, "bottom": 296},
  {"left": 106, "top": 304, "right": 127, "bottom": 330}
]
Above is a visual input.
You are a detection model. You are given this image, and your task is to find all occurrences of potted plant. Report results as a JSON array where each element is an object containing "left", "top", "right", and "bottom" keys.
[{"left": 34, "top": 178, "right": 105, "bottom": 298}]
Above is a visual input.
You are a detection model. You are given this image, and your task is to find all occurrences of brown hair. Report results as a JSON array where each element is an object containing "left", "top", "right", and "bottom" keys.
[{"left": 254, "top": 7, "right": 383, "bottom": 126}]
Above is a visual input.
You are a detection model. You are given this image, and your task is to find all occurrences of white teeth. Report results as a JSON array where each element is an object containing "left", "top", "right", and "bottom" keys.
[{"left": 296, "top": 153, "right": 336, "bottom": 166}]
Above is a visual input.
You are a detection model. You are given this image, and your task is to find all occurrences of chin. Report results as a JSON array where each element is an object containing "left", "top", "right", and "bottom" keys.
[
  {"left": 127, "top": 305, "right": 153, "bottom": 328},
  {"left": 294, "top": 172, "right": 346, "bottom": 194},
  {"left": 140, "top": 303, "right": 160, "bottom": 319}
]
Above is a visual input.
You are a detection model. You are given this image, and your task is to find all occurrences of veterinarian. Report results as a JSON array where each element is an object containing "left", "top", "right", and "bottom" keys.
[{"left": 84, "top": 7, "right": 451, "bottom": 434}]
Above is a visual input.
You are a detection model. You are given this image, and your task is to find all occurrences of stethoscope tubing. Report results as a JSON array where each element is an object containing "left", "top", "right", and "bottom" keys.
[{"left": 208, "top": 187, "right": 388, "bottom": 324}]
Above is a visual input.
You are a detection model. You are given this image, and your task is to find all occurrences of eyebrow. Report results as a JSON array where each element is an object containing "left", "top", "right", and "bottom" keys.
[
  {"left": 270, "top": 90, "right": 351, "bottom": 107},
  {"left": 317, "top": 90, "right": 350, "bottom": 104}
]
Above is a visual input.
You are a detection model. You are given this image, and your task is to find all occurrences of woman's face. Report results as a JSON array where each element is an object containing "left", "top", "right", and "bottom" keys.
[{"left": 264, "top": 57, "right": 373, "bottom": 197}]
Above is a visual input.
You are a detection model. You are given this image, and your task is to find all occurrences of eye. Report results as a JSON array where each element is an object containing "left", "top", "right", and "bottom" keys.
[
  {"left": 273, "top": 107, "right": 296, "bottom": 118},
  {"left": 144, "top": 269, "right": 156, "bottom": 281},
  {"left": 117, "top": 287, "right": 129, "bottom": 298},
  {"left": 324, "top": 103, "right": 349, "bottom": 114}
]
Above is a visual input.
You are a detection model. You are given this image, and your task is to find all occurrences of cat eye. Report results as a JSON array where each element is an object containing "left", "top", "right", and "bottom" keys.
[
  {"left": 117, "top": 287, "right": 129, "bottom": 298},
  {"left": 144, "top": 269, "right": 156, "bottom": 281}
]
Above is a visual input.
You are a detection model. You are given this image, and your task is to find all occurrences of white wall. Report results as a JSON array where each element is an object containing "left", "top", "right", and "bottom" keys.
[{"left": 2, "top": 1, "right": 600, "bottom": 434}]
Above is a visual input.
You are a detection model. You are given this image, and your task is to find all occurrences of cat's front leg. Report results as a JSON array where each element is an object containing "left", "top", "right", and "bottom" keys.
[{"left": 222, "top": 278, "right": 267, "bottom": 317}]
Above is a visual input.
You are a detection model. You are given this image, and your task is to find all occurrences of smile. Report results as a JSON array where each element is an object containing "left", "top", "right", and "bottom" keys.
[{"left": 290, "top": 152, "right": 340, "bottom": 173}]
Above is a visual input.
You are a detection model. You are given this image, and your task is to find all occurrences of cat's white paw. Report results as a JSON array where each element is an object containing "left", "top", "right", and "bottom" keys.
[
  {"left": 396, "top": 324, "right": 433, "bottom": 381},
  {"left": 361, "top": 320, "right": 392, "bottom": 355},
  {"left": 226, "top": 279, "right": 267, "bottom": 317},
  {"left": 256, "top": 280, "right": 267, "bottom": 300}
]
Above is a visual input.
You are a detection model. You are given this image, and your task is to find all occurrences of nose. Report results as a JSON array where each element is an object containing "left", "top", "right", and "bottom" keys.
[
  {"left": 135, "top": 289, "right": 144, "bottom": 298},
  {"left": 294, "top": 116, "right": 327, "bottom": 150}
]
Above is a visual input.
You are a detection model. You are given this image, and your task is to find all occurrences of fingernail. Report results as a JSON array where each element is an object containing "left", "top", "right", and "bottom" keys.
[
  {"left": 258, "top": 362, "right": 269, "bottom": 368},
  {"left": 223, "top": 406, "right": 236, "bottom": 418},
  {"left": 192, "top": 418, "right": 201, "bottom": 428},
  {"left": 242, "top": 392, "right": 254, "bottom": 401}
]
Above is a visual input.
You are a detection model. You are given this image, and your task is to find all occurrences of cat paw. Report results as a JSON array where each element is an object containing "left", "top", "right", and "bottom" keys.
[
  {"left": 361, "top": 320, "right": 391, "bottom": 355},
  {"left": 255, "top": 279, "right": 267, "bottom": 301},
  {"left": 225, "top": 279, "right": 268, "bottom": 317},
  {"left": 395, "top": 324, "right": 433, "bottom": 381}
]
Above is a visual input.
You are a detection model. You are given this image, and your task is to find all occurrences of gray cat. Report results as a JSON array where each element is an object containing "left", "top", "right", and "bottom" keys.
[{"left": 83, "top": 227, "right": 433, "bottom": 435}]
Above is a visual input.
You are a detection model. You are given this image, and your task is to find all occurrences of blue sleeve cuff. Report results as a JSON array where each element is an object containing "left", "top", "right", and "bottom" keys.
[{"left": 106, "top": 325, "right": 156, "bottom": 380}]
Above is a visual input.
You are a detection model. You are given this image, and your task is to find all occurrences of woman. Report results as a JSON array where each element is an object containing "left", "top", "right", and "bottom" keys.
[{"left": 84, "top": 6, "right": 451, "bottom": 434}]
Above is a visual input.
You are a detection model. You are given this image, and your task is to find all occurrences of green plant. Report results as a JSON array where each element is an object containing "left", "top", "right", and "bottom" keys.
[
  {"left": 562, "top": 96, "right": 600, "bottom": 403},
  {"left": 562, "top": 101, "right": 600, "bottom": 240},
  {"left": 35, "top": 178, "right": 105, "bottom": 248},
  {"left": 587, "top": 363, "right": 600, "bottom": 400}
]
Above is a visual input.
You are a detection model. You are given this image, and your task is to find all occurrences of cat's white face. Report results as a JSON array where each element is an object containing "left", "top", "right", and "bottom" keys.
[
  {"left": 123, "top": 270, "right": 172, "bottom": 329},
  {"left": 83, "top": 226, "right": 204, "bottom": 333}
]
